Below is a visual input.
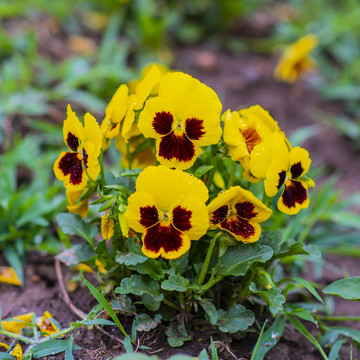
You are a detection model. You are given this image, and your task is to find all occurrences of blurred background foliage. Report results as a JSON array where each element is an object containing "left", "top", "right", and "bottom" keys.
[{"left": 0, "top": 0, "right": 359, "bottom": 270}]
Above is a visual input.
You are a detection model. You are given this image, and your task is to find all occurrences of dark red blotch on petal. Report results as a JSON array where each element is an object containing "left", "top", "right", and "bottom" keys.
[
  {"left": 235, "top": 201, "right": 257, "bottom": 219},
  {"left": 282, "top": 180, "right": 308, "bottom": 209},
  {"left": 153, "top": 111, "right": 174, "bottom": 135},
  {"left": 58, "top": 152, "right": 84, "bottom": 185},
  {"left": 158, "top": 132, "right": 195, "bottom": 163},
  {"left": 277, "top": 170, "right": 287, "bottom": 189},
  {"left": 143, "top": 223, "right": 183, "bottom": 254},
  {"left": 185, "top": 118, "right": 205, "bottom": 140},
  {"left": 210, "top": 205, "right": 229, "bottom": 225},
  {"left": 82, "top": 149, "right": 88, "bottom": 168},
  {"left": 241, "top": 128, "right": 261, "bottom": 153},
  {"left": 140, "top": 206, "right": 159, "bottom": 228},
  {"left": 220, "top": 217, "right": 255, "bottom": 239},
  {"left": 290, "top": 162, "right": 304, "bottom": 179},
  {"left": 67, "top": 132, "right": 79, "bottom": 152},
  {"left": 172, "top": 206, "right": 192, "bottom": 231}
]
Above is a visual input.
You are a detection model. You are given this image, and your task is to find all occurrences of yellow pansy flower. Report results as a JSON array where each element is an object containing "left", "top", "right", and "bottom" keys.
[
  {"left": 115, "top": 135, "right": 156, "bottom": 169},
  {"left": 36, "top": 311, "right": 59, "bottom": 336},
  {"left": 0, "top": 343, "right": 23, "bottom": 360},
  {"left": 1, "top": 313, "right": 34, "bottom": 334},
  {"left": 222, "top": 105, "right": 281, "bottom": 178},
  {"left": 101, "top": 213, "right": 115, "bottom": 241},
  {"left": 208, "top": 186, "right": 272, "bottom": 243},
  {"left": 274, "top": 34, "right": 318, "bottom": 83},
  {"left": 264, "top": 146, "right": 312, "bottom": 215},
  {"left": 138, "top": 72, "right": 222, "bottom": 170},
  {"left": 0, "top": 267, "right": 22, "bottom": 286},
  {"left": 125, "top": 166, "right": 209, "bottom": 259},
  {"left": 54, "top": 105, "right": 102, "bottom": 191},
  {"left": 66, "top": 189, "right": 89, "bottom": 218}
]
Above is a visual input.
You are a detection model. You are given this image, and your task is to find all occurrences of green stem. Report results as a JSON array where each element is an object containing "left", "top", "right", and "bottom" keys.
[
  {"left": 126, "top": 142, "right": 132, "bottom": 170},
  {"left": 162, "top": 298, "right": 181, "bottom": 311},
  {"left": 199, "top": 274, "right": 223, "bottom": 295},
  {"left": 206, "top": 145, "right": 218, "bottom": 189},
  {"left": 262, "top": 191, "right": 273, "bottom": 207},
  {"left": 0, "top": 329, "right": 35, "bottom": 344},
  {"left": 227, "top": 162, "right": 237, "bottom": 188},
  {"left": 99, "top": 149, "right": 106, "bottom": 190},
  {"left": 320, "top": 315, "right": 360, "bottom": 322},
  {"left": 197, "top": 232, "right": 222, "bottom": 286}
]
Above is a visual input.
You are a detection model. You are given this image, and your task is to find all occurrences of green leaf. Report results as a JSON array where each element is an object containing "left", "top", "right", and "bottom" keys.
[
  {"left": 95, "top": 240, "right": 114, "bottom": 269},
  {"left": 251, "top": 317, "right": 285, "bottom": 360},
  {"left": 323, "top": 277, "right": 360, "bottom": 300},
  {"left": 289, "top": 309, "right": 318, "bottom": 327},
  {"left": 129, "top": 259, "right": 165, "bottom": 281},
  {"left": 115, "top": 275, "right": 163, "bottom": 303},
  {"left": 193, "top": 165, "right": 214, "bottom": 178},
  {"left": 57, "top": 213, "right": 97, "bottom": 248},
  {"left": 124, "top": 336, "right": 133, "bottom": 353},
  {"left": 73, "top": 319, "right": 116, "bottom": 327},
  {"left": 290, "top": 277, "right": 324, "bottom": 303},
  {"left": 56, "top": 244, "right": 95, "bottom": 266},
  {"left": 121, "top": 169, "right": 142, "bottom": 177},
  {"left": 132, "top": 313, "right": 162, "bottom": 339},
  {"left": 161, "top": 275, "right": 198, "bottom": 292},
  {"left": 328, "top": 339, "right": 346, "bottom": 360},
  {"left": 210, "top": 337, "right": 218, "bottom": 360},
  {"left": 31, "top": 340, "right": 81, "bottom": 358},
  {"left": 116, "top": 238, "right": 148, "bottom": 266},
  {"left": 217, "top": 304, "right": 255, "bottom": 333},
  {"left": 198, "top": 348, "right": 210, "bottom": 360},
  {"left": 287, "top": 313, "right": 329, "bottom": 360},
  {"left": 111, "top": 295, "right": 137, "bottom": 315},
  {"left": 197, "top": 299, "right": 218, "bottom": 325},
  {"left": 219, "top": 243, "right": 273, "bottom": 276},
  {"left": 65, "top": 334, "right": 74, "bottom": 360},
  {"left": 166, "top": 325, "right": 192, "bottom": 347},
  {"left": 83, "top": 277, "right": 128, "bottom": 337},
  {"left": 0, "top": 354, "right": 15, "bottom": 360},
  {"left": 249, "top": 284, "right": 285, "bottom": 316},
  {"left": 139, "top": 294, "right": 162, "bottom": 312},
  {"left": 325, "top": 326, "right": 360, "bottom": 343}
]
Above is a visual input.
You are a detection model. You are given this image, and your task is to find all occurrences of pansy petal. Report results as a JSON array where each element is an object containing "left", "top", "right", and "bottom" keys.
[
  {"left": 207, "top": 187, "right": 238, "bottom": 215},
  {"left": 11, "top": 344, "right": 23, "bottom": 360},
  {"left": 0, "top": 267, "right": 22, "bottom": 286},
  {"left": 239, "top": 105, "right": 280, "bottom": 134},
  {"left": 220, "top": 217, "right": 261, "bottom": 243},
  {"left": 1, "top": 313, "right": 34, "bottom": 334},
  {"left": 82, "top": 141, "right": 100, "bottom": 180},
  {"left": 54, "top": 151, "right": 87, "bottom": 190},
  {"left": 84, "top": 113, "right": 102, "bottom": 156},
  {"left": 155, "top": 132, "right": 202, "bottom": 170},
  {"left": 138, "top": 97, "right": 176, "bottom": 139},
  {"left": 134, "top": 65, "right": 162, "bottom": 110},
  {"left": 170, "top": 196, "right": 209, "bottom": 240},
  {"left": 264, "top": 159, "right": 288, "bottom": 197},
  {"left": 159, "top": 72, "right": 222, "bottom": 146},
  {"left": 233, "top": 187, "right": 272, "bottom": 223},
  {"left": 105, "top": 84, "right": 130, "bottom": 124},
  {"left": 289, "top": 147, "right": 311, "bottom": 179},
  {"left": 63, "top": 105, "right": 85, "bottom": 151},
  {"left": 278, "top": 180, "right": 309, "bottom": 215},
  {"left": 141, "top": 223, "right": 191, "bottom": 260},
  {"left": 121, "top": 95, "right": 141, "bottom": 143},
  {"left": 125, "top": 191, "right": 161, "bottom": 233},
  {"left": 135, "top": 166, "right": 209, "bottom": 210}
]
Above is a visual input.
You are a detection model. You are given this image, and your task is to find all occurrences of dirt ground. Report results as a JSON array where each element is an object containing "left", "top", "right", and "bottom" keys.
[{"left": 1, "top": 47, "right": 360, "bottom": 359}]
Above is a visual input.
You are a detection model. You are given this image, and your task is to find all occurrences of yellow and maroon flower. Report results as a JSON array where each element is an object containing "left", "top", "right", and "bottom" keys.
[
  {"left": 208, "top": 186, "right": 272, "bottom": 243},
  {"left": 264, "top": 145, "right": 312, "bottom": 215},
  {"left": 125, "top": 165, "right": 209, "bottom": 259},
  {"left": 222, "top": 105, "right": 281, "bottom": 178},
  {"left": 66, "top": 189, "right": 89, "bottom": 218},
  {"left": 36, "top": 311, "right": 59, "bottom": 336},
  {"left": 274, "top": 34, "right": 318, "bottom": 83},
  {"left": 54, "top": 105, "right": 102, "bottom": 191},
  {"left": 138, "top": 72, "right": 222, "bottom": 170}
]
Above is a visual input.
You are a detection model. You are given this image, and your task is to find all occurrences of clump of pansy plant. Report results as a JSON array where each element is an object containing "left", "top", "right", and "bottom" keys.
[{"left": 52, "top": 64, "right": 318, "bottom": 351}]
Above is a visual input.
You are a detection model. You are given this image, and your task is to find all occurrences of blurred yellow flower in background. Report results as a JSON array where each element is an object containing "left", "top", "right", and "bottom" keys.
[{"left": 274, "top": 34, "right": 318, "bottom": 83}]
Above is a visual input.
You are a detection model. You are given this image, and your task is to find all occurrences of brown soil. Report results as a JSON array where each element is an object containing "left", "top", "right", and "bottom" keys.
[{"left": 1, "top": 46, "right": 360, "bottom": 359}]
